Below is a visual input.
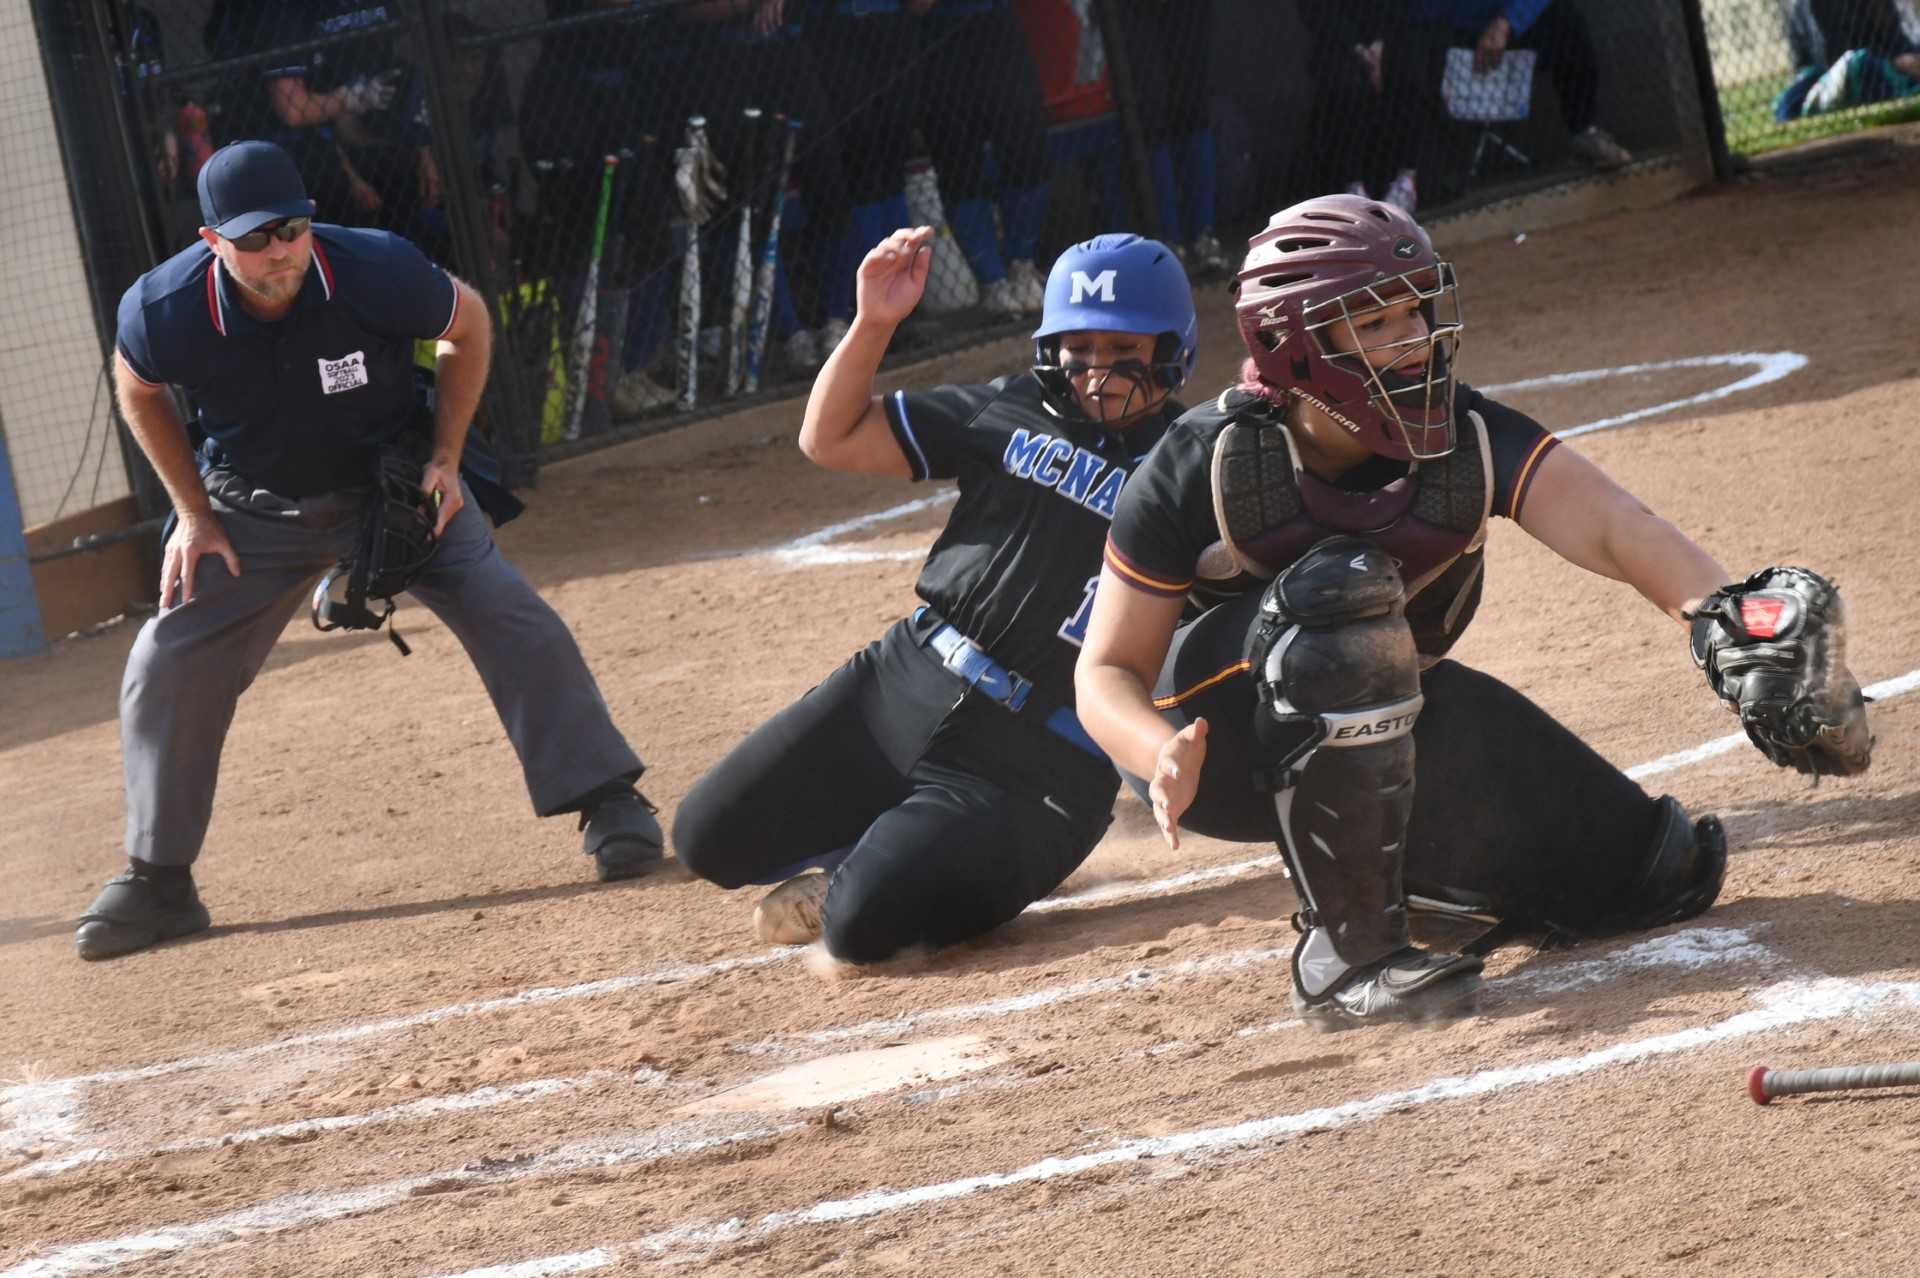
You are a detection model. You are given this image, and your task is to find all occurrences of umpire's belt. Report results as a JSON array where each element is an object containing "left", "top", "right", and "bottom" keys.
[{"left": 919, "top": 608, "right": 1033, "bottom": 712}]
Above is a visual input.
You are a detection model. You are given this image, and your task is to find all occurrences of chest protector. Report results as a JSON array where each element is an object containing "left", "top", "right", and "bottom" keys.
[{"left": 1205, "top": 393, "right": 1493, "bottom": 655}]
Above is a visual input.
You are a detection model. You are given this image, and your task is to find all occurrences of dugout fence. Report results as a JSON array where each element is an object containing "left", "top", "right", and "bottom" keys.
[{"left": 1, "top": 0, "right": 1906, "bottom": 648}]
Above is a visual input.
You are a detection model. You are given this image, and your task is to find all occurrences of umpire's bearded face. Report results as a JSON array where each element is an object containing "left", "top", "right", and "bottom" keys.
[{"left": 199, "top": 219, "right": 313, "bottom": 309}]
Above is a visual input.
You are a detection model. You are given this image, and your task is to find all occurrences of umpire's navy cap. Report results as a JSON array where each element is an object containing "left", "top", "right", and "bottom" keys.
[{"left": 197, "top": 140, "right": 311, "bottom": 238}]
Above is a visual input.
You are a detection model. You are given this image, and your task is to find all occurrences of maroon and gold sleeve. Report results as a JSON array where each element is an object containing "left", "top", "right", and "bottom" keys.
[
  {"left": 1469, "top": 387, "right": 1560, "bottom": 522},
  {"left": 1104, "top": 412, "right": 1218, "bottom": 597}
]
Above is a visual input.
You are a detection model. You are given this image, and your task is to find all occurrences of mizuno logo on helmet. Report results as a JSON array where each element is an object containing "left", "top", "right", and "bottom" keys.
[
  {"left": 1070, "top": 269, "right": 1117, "bottom": 304},
  {"left": 1393, "top": 238, "right": 1418, "bottom": 259}
]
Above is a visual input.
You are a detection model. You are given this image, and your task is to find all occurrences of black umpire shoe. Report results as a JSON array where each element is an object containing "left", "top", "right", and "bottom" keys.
[
  {"left": 74, "top": 866, "right": 211, "bottom": 961},
  {"left": 579, "top": 786, "right": 665, "bottom": 883}
]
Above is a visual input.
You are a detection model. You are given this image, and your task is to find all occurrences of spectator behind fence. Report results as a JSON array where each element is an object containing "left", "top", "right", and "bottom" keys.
[
  {"left": 202, "top": 1, "right": 439, "bottom": 234},
  {"left": 1112, "top": 0, "right": 1229, "bottom": 276},
  {"left": 1811, "top": 0, "right": 1920, "bottom": 74},
  {"left": 123, "top": 5, "right": 202, "bottom": 245},
  {"left": 802, "top": 0, "right": 922, "bottom": 372},
  {"left": 1407, "top": 0, "right": 1635, "bottom": 175},
  {"left": 1779, "top": 0, "right": 1920, "bottom": 118},
  {"left": 1301, "top": 0, "right": 1431, "bottom": 213},
  {"left": 912, "top": 0, "right": 1053, "bottom": 319}
]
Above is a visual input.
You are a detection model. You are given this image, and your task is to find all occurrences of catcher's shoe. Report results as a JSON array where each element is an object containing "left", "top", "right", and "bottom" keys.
[
  {"left": 1292, "top": 947, "right": 1484, "bottom": 1032},
  {"left": 74, "top": 867, "right": 211, "bottom": 961},
  {"left": 579, "top": 787, "right": 664, "bottom": 883},
  {"left": 753, "top": 871, "right": 829, "bottom": 946}
]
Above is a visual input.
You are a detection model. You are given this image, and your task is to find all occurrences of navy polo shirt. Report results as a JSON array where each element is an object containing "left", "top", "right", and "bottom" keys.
[{"left": 115, "top": 224, "right": 460, "bottom": 499}]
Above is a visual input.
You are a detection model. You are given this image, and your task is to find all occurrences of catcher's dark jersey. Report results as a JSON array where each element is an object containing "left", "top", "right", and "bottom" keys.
[
  {"left": 884, "top": 374, "right": 1183, "bottom": 705},
  {"left": 1106, "top": 382, "right": 1557, "bottom": 655}
]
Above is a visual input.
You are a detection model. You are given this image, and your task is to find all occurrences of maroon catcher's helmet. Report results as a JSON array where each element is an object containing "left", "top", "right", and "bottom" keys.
[{"left": 1234, "top": 194, "right": 1463, "bottom": 461}]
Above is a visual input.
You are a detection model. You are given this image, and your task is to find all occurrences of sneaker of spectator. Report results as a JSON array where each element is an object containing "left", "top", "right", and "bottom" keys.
[
  {"left": 611, "top": 370, "right": 676, "bottom": 419},
  {"left": 819, "top": 315, "right": 852, "bottom": 354},
  {"left": 1570, "top": 125, "right": 1633, "bottom": 171},
  {"left": 783, "top": 328, "right": 822, "bottom": 374},
  {"left": 980, "top": 275, "right": 1023, "bottom": 319},
  {"left": 1007, "top": 259, "right": 1046, "bottom": 315},
  {"left": 1384, "top": 169, "right": 1418, "bottom": 215},
  {"left": 1187, "top": 232, "right": 1230, "bottom": 277}
]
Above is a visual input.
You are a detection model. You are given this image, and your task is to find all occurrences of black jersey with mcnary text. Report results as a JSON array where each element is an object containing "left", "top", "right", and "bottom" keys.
[
  {"left": 884, "top": 374, "right": 1183, "bottom": 706},
  {"left": 1105, "top": 382, "right": 1560, "bottom": 651}
]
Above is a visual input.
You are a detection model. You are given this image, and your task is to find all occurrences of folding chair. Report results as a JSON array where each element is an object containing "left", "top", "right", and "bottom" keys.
[{"left": 1440, "top": 47, "right": 1539, "bottom": 179}]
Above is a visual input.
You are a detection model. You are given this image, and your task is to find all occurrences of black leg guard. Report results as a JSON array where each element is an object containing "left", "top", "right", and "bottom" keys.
[
  {"left": 1250, "top": 537, "right": 1484, "bottom": 1029},
  {"left": 1574, "top": 796, "right": 1727, "bottom": 939}
]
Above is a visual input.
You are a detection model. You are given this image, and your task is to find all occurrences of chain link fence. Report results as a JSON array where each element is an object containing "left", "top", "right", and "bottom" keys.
[
  {"left": 19, "top": 0, "right": 1911, "bottom": 534},
  {"left": 1701, "top": 0, "right": 1920, "bottom": 156},
  {"left": 2, "top": 4, "right": 139, "bottom": 533}
]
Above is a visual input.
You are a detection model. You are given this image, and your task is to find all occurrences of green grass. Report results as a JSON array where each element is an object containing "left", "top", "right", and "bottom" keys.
[{"left": 1719, "top": 68, "right": 1920, "bottom": 157}]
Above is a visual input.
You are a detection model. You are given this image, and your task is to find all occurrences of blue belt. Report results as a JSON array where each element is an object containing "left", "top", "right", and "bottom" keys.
[
  {"left": 925, "top": 617, "right": 1033, "bottom": 711},
  {"left": 914, "top": 608, "right": 1105, "bottom": 759}
]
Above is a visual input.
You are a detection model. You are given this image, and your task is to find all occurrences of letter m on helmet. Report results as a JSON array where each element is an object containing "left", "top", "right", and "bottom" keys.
[{"left": 1070, "top": 269, "right": 1117, "bottom": 304}]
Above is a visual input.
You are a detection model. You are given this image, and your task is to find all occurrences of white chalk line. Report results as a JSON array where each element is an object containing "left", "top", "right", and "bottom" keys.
[
  {"left": 1137, "top": 926, "right": 1778, "bottom": 1058},
  {"left": 1, "top": 952, "right": 784, "bottom": 1102},
  {"left": 13, "top": 658, "right": 1913, "bottom": 1157},
  {"left": 0, "top": 859, "right": 1282, "bottom": 1168},
  {"left": 746, "top": 925, "right": 1777, "bottom": 1059},
  {"left": 3, "top": 1067, "right": 667, "bottom": 1184},
  {"left": 451, "top": 962, "right": 1920, "bottom": 1273},
  {"left": 1627, "top": 666, "right": 1919, "bottom": 781},
  {"left": 12, "top": 924, "right": 1779, "bottom": 1188},
  {"left": 1028, "top": 855, "right": 1285, "bottom": 913},
  {"left": 436, "top": 1252, "right": 614, "bottom": 1278},
  {"left": 0, "top": 927, "right": 1783, "bottom": 1278},
  {"left": 0, "top": 1119, "right": 800, "bottom": 1278},
  {"left": 765, "top": 490, "right": 958, "bottom": 568},
  {"left": 756, "top": 350, "right": 1810, "bottom": 570},
  {"left": 1480, "top": 351, "right": 1809, "bottom": 439},
  {"left": 734, "top": 947, "right": 1293, "bottom": 1055}
]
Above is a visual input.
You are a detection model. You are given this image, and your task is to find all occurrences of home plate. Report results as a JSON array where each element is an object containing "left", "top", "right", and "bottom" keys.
[{"left": 676, "top": 1036, "right": 1008, "bottom": 1115}]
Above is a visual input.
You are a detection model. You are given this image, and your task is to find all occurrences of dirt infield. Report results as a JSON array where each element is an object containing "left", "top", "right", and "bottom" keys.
[{"left": 6, "top": 132, "right": 1920, "bottom": 1276}]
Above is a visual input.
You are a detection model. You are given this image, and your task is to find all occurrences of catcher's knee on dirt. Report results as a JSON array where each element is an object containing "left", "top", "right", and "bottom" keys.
[
  {"left": 1568, "top": 795, "right": 1727, "bottom": 939},
  {"left": 1249, "top": 536, "right": 1481, "bottom": 1021}
]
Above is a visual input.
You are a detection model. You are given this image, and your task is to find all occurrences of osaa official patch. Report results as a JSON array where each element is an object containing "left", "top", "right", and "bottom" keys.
[{"left": 318, "top": 350, "right": 369, "bottom": 394}]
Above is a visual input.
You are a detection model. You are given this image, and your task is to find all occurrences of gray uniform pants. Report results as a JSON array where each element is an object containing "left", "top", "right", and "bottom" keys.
[{"left": 120, "top": 478, "right": 642, "bottom": 867}]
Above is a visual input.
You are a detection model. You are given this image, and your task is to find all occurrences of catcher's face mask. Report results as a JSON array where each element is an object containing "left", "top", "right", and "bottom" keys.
[
  {"left": 311, "top": 565, "right": 391, "bottom": 633},
  {"left": 1305, "top": 263, "right": 1462, "bottom": 460},
  {"left": 310, "top": 455, "right": 442, "bottom": 655}
]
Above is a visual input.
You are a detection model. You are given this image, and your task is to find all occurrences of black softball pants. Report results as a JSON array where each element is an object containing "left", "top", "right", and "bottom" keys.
[{"left": 673, "top": 617, "right": 1118, "bottom": 963}]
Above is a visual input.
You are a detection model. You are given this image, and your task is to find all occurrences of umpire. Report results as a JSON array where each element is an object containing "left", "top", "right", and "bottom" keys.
[{"left": 79, "top": 140, "right": 663, "bottom": 961}]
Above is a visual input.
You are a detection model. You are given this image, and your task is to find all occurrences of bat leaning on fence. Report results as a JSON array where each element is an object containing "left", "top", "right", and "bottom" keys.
[
  {"left": 726, "top": 108, "right": 763, "bottom": 398},
  {"left": 579, "top": 146, "right": 642, "bottom": 440},
  {"left": 564, "top": 153, "right": 619, "bottom": 442},
  {"left": 674, "top": 115, "right": 714, "bottom": 413},
  {"left": 744, "top": 116, "right": 800, "bottom": 397}
]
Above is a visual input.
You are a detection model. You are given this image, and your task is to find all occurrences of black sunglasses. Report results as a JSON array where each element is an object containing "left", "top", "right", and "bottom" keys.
[{"left": 225, "top": 217, "right": 310, "bottom": 252}]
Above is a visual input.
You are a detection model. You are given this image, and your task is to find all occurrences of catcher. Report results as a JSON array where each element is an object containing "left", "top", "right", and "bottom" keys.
[
  {"left": 1075, "top": 194, "right": 1872, "bottom": 1030},
  {"left": 79, "top": 141, "right": 666, "bottom": 962}
]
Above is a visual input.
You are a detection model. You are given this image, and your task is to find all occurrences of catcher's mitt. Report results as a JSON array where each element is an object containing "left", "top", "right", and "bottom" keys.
[
  {"left": 1687, "top": 566, "right": 1872, "bottom": 778},
  {"left": 312, "top": 440, "right": 441, "bottom": 655}
]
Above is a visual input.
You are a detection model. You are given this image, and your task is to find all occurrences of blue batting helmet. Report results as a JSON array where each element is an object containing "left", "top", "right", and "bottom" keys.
[{"left": 1031, "top": 234, "right": 1198, "bottom": 422}]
